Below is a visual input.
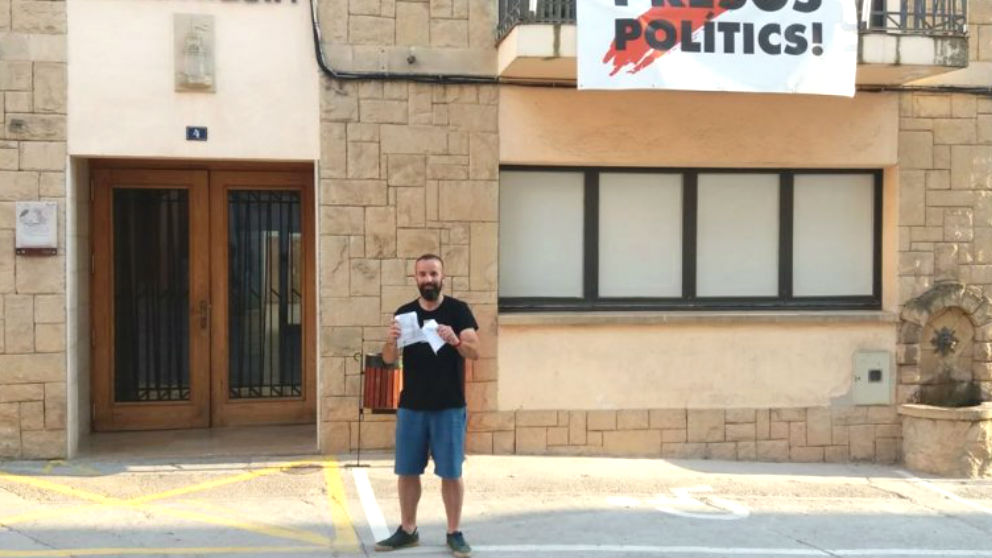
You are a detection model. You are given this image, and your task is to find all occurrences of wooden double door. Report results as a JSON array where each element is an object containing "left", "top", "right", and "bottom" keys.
[{"left": 91, "top": 168, "right": 316, "bottom": 431}]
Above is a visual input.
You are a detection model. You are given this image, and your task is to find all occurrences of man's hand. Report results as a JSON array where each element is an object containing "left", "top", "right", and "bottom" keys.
[
  {"left": 383, "top": 318, "right": 400, "bottom": 364},
  {"left": 388, "top": 319, "right": 401, "bottom": 344},
  {"left": 436, "top": 324, "right": 460, "bottom": 346}
]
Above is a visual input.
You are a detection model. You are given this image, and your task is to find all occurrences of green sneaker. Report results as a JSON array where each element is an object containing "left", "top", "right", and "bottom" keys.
[
  {"left": 446, "top": 531, "right": 472, "bottom": 558},
  {"left": 374, "top": 527, "right": 419, "bottom": 552}
]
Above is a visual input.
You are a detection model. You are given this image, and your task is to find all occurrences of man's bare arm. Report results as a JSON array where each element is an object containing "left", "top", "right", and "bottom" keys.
[
  {"left": 454, "top": 328, "right": 480, "bottom": 361},
  {"left": 382, "top": 319, "right": 400, "bottom": 364}
]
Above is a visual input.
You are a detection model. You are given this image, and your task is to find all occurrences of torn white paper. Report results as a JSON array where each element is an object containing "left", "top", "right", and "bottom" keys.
[
  {"left": 421, "top": 319, "right": 446, "bottom": 354},
  {"left": 395, "top": 311, "right": 426, "bottom": 348}
]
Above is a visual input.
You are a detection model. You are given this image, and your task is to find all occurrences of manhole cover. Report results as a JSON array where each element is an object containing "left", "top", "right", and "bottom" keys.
[{"left": 281, "top": 464, "right": 323, "bottom": 475}]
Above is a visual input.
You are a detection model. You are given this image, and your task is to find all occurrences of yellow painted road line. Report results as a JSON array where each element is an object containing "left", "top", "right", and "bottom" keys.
[
  {"left": 39, "top": 461, "right": 64, "bottom": 474},
  {"left": 0, "top": 546, "right": 324, "bottom": 557},
  {"left": 0, "top": 503, "right": 104, "bottom": 528},
  {"left": 0, "top": 469, "right": 332, "bottom": 546},
  {"left": 0, "top": 472, "right": 122, "bottom": 506},
  {"left": 140, "top": 502, "right": 332, "bottom": 546},
  {"left": 180, "top": 497, "right": 337, "bottom": 543},
  {"left": 125, "top": 458, "right": 321, "bottom": 505},
  {"left": 0, "top": 458, "right": 326, "bottom": 510},
  {"left": 323, "top": 461, "right": 360, "bottom": 552},
  {"left": 71, "top": 464, "right": 103, "bottom": 477},
  {"left": 0, "top": 459, "right": 357, "bottom": 549}
]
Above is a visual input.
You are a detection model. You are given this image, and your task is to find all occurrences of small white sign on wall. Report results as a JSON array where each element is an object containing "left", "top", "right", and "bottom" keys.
[{"left": 15, "top": 201, "right": 58, "bottom": 255}]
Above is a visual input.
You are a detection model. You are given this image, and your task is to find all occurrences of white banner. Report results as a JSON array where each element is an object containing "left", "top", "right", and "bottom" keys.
[{"left": 577, "top": 0, "right": 858, "bottom": 96}]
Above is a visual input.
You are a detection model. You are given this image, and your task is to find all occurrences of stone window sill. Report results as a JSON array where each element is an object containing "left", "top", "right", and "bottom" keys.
[{"left": 498, "top": 310, "right": 899, "bottom": 327}]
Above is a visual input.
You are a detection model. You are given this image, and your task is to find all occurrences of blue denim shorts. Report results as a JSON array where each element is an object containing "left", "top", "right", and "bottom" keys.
[{"left": 394, "top": 406, "right": 467, "bottom": 479}]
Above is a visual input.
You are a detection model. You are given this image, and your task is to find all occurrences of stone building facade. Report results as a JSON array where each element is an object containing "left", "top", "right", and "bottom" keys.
[
  {"left": 0, "top": 0, "right": 989, "bottom": 466},
  {"left": 317, "top": 80, "right": 500, "bottom": 452},
  {"left": 0, "top": 0, "right": 68, "bottom": 458},
  {"left": 312, "top": 0, "right": 500, "bottom": 453},
  {"left": 315, "top": 0, "right": 985, "bottom": 465},
  {"left": 895, "top": 92, "right": 992, "bottom": 409}
]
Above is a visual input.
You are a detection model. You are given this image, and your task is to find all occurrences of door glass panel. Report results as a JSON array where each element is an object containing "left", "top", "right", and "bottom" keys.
[
  {"left": 227, "top": 191, "right": 302, "bottom": 399},
  {"left": 113, "top": 189, "right": 191, "bottom": 402}
]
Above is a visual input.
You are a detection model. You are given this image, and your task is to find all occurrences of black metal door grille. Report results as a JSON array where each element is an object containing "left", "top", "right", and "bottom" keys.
[
  {"left": 113, "top": 189, "right": 191, "bottom": 402},
  {"left": 227, "top": 191, "right": 303, "bottom": 399}
]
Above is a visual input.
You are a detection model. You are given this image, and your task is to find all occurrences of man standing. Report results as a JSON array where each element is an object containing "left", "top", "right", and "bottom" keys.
[{"left": 375, "top": 254, "right": 479, "bottom": 558}]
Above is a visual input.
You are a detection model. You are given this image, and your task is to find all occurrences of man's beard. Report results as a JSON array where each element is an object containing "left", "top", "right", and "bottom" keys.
[{"left": 419, "top": 282, "right": 442, "bottom": 301}]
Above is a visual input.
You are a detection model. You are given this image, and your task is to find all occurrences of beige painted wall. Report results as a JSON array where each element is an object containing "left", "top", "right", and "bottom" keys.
[
  {"left": 498, "top": 321, "right": 897, "bottom": 410},
  {"left": 67, "top": 0, "right": 319, "bottom": 160},
  {"left": 500, "top": 88, "right": 899, "bottom": 168},
  {"left": 496, "top": 87, "right": 901, "bottom": 303},
  {"left": 496, "top": 88, "right": 902, "bottom": 415},
  {"left": 66, "top": 158, "right": 89, "bottom": 457}
]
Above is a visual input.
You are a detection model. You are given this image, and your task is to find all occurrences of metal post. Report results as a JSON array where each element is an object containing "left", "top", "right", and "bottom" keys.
[{"left": 346, "top": 353, "right": 369, "bottom": 468}]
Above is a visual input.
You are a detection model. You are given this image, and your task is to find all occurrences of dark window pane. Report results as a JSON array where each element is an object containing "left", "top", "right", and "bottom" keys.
[
  {"left": 113, "top": 189, "right": 191, "bottom": 402},
  {"left": 228, "top": 191, "right": 303, "bottom": 399}
]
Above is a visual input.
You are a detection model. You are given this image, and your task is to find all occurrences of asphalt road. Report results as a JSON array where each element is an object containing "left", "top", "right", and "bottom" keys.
[{"left": 0, "top": 454, "right": 991, "bottom": 557}]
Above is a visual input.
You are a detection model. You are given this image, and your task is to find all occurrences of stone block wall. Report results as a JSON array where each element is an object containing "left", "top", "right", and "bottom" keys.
[
  {"left": 880, "top": 7, "right": 992, "bottom": 468},
  {"left": 896, "top": 92, "right": 992, "bottom": 406},
  {"left": 464, "top": 407, "right": 902, "bottom": 463},
  {"left": 897, "top": 1, "right": 992, "bottom": 305},
  {"left": 897, "top": 92, "right": 992, "bottom": 300},
  {"left": 311, "top": 0, "right": 990, "bottom": 467},
  {"left": 0, "top": 0, "right": 68, "bottom": 458},
  {"left": 891, "top": 6, "right": 992, "bottom": 465},
  {"left": 316, "top": 0, "right": 496, "bottom": 75},
  {"left": 315, "top": 0, "right": 498, "bottom": 452},
  {"left": 317, "top": 79, "right": 499, "bottom": 452}
]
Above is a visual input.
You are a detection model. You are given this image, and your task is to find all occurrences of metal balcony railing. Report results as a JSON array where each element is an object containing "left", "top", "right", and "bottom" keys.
[
  {"left": 497, "top": 0, "right": 574, "bottom": 40},
  {"left": 860, "top": 0, "right": 967, "bottom": 36},
  {"left": 496, "top": 0, "right": 968, "bottom": 43}
]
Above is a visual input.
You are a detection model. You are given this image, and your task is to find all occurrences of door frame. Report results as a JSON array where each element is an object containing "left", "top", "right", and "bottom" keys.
[
  {"left": 91, "top": 169, "right": 211, "bottom": 431},
  {"left": 90, "top": 160, "right": 316, "bottom": 432},
  {"left": 209, "top": 171, "right": 317, "bottom": 427}
]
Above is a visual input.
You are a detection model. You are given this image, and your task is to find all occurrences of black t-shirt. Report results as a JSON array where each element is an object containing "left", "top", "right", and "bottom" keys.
[{"left": 396, "top": 296, "right": 478, "bottom": 410}]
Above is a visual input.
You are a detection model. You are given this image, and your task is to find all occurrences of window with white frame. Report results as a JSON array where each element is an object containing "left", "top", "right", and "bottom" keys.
[
  {"left": 498, "top": 168, "right": 881, "bottom": 311},
  {"left": 498, "top": 170, "right": 585, "bottom": 298},
  {"left": 598, "top": 172, "right": 682, "bottom": 298},
  {"left": 793, "top": 174, "right": 875, "bottom": 297},
  {"left": 696, "top": 173, "right": 779, "bottom": 297}
]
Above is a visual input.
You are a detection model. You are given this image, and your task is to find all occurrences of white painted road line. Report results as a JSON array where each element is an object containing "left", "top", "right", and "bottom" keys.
[
  {"left": 383, "top": 545, "right": 824, "bottom": 556},
  {"left": 361, "top": 545, "right": 992, "bottom": 557},
  {"left": 607, "top": 486, "right": 750, "bottom": 520},
  {"left": 897, "top": 470, "right": 992, "bottom": 515},
  {"left": 835, "top": 551, "right": 992, "bottom": 557},
  {"left": 652, "top": 485, "right": 750, "bottom": 520},
  {"left": 351, "top": 467, "right": 390, "bottom": 541},
  {"left": 343, "top": 467, "right": 992, "bottom": 557}
]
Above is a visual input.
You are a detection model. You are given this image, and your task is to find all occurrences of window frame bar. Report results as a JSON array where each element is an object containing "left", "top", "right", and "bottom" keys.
[{"left": 779, "top": 172, "right": 794, "bottom": 300}]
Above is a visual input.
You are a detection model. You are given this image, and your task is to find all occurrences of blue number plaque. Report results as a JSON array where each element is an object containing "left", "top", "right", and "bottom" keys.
[{"left": 186, "top": 126, "right": 208, "bottom": 141}]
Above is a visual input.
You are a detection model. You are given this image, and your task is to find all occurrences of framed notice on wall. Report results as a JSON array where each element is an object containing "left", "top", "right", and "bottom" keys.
[{"left": 15, "top": 201, "right": 57, "bottom": 255}]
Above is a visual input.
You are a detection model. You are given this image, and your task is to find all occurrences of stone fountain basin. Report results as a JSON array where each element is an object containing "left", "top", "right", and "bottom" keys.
[{"left": 899, "top": 402, "right": 992, "bottom": 478}]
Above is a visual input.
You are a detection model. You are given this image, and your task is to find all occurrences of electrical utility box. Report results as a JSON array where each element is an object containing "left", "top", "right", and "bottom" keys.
[{"left": 852, "top": 351, "right": 893, "bottom": 405}]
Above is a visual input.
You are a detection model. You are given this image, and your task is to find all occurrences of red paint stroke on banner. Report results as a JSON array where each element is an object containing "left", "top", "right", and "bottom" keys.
[{"left": 602, "top": 5, "right": 728, "bottom": 76}]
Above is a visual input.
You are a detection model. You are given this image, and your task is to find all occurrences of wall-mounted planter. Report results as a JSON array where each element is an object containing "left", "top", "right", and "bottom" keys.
[{"left": 899, "top": 402, "right": 992, "bottom": 478}]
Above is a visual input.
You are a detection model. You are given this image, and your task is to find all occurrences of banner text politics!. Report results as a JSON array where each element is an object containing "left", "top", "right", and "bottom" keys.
[{"left": 613, "top": 0, "right": 825, "bottom": 57}]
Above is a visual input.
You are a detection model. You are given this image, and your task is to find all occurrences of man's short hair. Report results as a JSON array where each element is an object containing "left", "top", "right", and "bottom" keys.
[{"left": 415, "top": 253, "right": 444, "bottom": 268}]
